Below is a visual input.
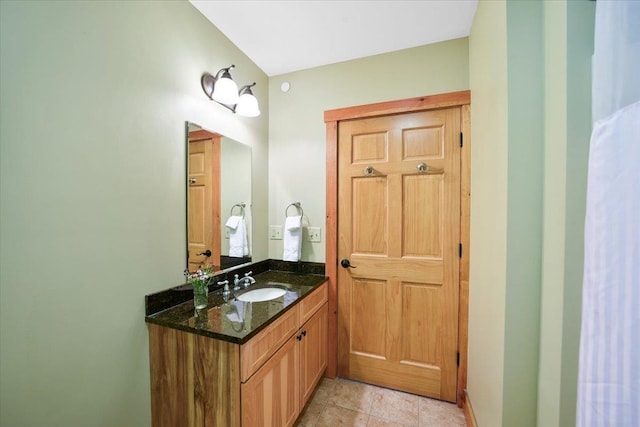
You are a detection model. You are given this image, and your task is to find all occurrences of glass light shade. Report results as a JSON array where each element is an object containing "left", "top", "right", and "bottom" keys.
[
  {"left": 235, "top": 93, "right": 260, "bottom": 117},
  {"left": 212, "top": 76, "right": 239, "bottom": 105}
]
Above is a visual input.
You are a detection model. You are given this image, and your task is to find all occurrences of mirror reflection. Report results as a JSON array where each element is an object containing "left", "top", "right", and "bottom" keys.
[{"left": 187, "top": 122, "right": 252, "bottom": 273}]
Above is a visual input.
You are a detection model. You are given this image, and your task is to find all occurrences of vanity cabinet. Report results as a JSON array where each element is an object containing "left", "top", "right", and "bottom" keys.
[
  {"left": 241, "top": 302, "right": 328, "bottom": 427},
  {"left": 148, "top": 281, "right": 327, "bottom": 427}
]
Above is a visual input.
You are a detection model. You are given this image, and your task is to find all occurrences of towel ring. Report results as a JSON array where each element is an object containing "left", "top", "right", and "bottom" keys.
[
  {"left": 285, "top": 202, "right": 304, "bottom": 218},
  {"left": 230, "top": 202, "right": 246, "bottom": 218}
]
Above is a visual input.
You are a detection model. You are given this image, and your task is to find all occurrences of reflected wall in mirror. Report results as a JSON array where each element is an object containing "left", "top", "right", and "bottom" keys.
[{"left": 187, "top": 122, "right": 252, "bottom": 273}]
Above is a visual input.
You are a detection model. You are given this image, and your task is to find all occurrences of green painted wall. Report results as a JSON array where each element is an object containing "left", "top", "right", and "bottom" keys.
[
  {"left": 0, "top": 1, "right": 268, "bottom": 426},
  {"left": 468, "top": 1, "right": 595, "bottom": 426},
  {"left": 503, "top": 1, "right": 545, "bottom": 425},
  {"left": 267, "top": 39, "right": 470, "bottom": 262},
  {"left": 538, "top": 2, "right": 568, "bottom": 425},
  {"left": 467, "top": 1, "right": 509, "bottom": 425},
  {"left": 538, "top": 3, "right": 594, "bottom": 427}
]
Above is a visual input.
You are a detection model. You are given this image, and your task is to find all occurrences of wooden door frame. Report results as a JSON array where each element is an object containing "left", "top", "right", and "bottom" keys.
[{"left": 324, "top": 90, "right": 471, "bottom": 405}]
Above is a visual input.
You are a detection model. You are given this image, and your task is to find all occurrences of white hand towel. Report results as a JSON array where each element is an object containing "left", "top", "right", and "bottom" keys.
[
  {"left": 225, "top": 215, "right": 242, "bottom": 230},
  {"left": 242, "top": 218, "right": 250, "bottom": 256},
  {"left": 285, "top": 215, "right": 301, "bottom": 231},
  {"left": 228, "top": 217, "right": 248, "bottom": 258},
  {"left": 283, "top": 216, "right": 302, "bottom": 261}
]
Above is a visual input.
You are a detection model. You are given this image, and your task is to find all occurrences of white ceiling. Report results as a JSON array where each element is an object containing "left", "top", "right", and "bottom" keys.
[{"left": 189, "top": 0, "right": 478, "bottom": 76}]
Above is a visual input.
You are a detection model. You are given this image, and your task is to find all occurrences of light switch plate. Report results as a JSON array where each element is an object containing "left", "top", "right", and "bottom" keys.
[
  {"left": 269, "top": 225, "right": 283, "bottom": 240},
  {"left": 308, "top": 227, "right": 321, "bottom": 243}
]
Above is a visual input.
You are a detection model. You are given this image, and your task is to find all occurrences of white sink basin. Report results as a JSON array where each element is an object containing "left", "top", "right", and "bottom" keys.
[{"left": 236, "top": 287, "right": 287, "bottom": 302}]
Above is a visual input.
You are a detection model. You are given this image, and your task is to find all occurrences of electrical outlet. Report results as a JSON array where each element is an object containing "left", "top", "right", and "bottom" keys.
[
  {"left": 269, "top": 225, "right": 283, "bottom": 240},
  {"left": 308, "top": 227, "right": 321, "bottom": 243}
]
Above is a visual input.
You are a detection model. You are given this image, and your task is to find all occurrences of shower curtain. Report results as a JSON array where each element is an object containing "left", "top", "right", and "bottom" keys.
[{"left": 576, "top": 1, "right": 640, "bottom": 426}]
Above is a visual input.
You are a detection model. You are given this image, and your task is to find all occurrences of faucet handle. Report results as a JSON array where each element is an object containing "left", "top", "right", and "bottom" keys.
[
  {"left": 218, "top": 280, "right": 230, "bottom": 292},
  {"left": 244, "top": 271, "right": 253, "bottom": 277}
]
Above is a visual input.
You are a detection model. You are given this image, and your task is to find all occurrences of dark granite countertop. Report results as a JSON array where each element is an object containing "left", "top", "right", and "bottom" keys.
[{"left": 145, "top": 265, "right": 327, "bottom": 345}]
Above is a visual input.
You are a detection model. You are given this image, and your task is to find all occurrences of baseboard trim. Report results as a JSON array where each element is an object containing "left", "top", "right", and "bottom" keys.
[{"left": 463, "top": 391, "right": 478, "bottom": 427}]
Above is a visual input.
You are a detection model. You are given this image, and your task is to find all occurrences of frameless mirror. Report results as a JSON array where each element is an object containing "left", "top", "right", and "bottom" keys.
[{"left": 186, "top": 122, "right": 252, "bottom": 273}]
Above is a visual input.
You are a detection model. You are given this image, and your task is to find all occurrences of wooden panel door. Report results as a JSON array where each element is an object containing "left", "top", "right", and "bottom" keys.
[
  {"left": 241, "top": 335, "right": 299, "bottom": 427},
  {"left": 188, "top": 132, "right": 221, "bottom": 271},
  {"left": 337, "top": 108, "right": 461, "bottom": 402},
  {"left": 300, "top": 303, "right": 328, "bottom": 404}
]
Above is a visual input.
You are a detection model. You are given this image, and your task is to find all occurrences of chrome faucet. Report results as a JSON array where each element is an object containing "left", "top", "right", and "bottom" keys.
[
  {"left": 234, "top": 271, "right": 256, "bottom": 290},
  {"left": 219, "top": 280, "right": 230, "bottom": 300}
]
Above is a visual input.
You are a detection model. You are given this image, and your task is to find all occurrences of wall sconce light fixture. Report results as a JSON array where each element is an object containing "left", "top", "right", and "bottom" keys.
[{"left": 201, "top": 65, "right": 261, "bottom": 117}]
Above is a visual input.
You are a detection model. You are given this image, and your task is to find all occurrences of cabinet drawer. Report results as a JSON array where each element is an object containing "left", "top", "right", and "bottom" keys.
[
  {"left": 241, "top": 305, "right": 299, "bottom": 382},
  {"left": 299, "top": 282, "right": 328, "bottom": 326}
]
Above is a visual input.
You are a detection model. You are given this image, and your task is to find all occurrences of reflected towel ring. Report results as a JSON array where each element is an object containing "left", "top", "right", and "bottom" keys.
[
  {"left": 285, "top": 201, "right": 304, "bottom": 218},
  {"left": 230, "top": 202, "right": 246, "bottom": 218}
]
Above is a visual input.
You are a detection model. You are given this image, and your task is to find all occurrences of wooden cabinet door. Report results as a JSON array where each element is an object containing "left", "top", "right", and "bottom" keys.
[
  {"left": 299, "top": 303, "right": 328, "bottom": 405},
  {"left": 241, "top": 336, "right": 299, "bottom": 427}
]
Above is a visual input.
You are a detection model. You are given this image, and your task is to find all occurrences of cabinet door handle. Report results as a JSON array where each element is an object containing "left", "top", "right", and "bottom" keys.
[
  {"left": 296, "top": 334, "right": 302, "bottom": 341},
  {"left": 301, "top": 330, "right": 307, "bottom": 337}
]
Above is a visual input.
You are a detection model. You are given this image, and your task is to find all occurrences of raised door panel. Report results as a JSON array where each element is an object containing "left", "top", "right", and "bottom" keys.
[
  {"left": 241, "top": 336, "right": 299, "bottom": 427},
  {"left": 350, "top": 278, "right": 387, "bottom": 358},
  {"left": 352, "top": 176, "right": 388, "bottom": 255},
  {"left": 402, "top": 174, "right": 443, "bottom": 258}
]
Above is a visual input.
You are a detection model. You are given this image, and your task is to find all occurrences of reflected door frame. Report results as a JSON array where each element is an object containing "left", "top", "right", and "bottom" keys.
[
  {"left": 324, "top": 90, "right": 471, "bottom": 405},
  {"left": 188, "top": 129, "right": 221, "bottom": 271}
]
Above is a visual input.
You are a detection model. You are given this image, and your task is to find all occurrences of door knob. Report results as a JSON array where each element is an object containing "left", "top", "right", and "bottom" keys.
[
  {"left": 340, "top": 259, "right": 356, "bottom": 269},
  {"left": 198, "top": 250, "right": 212, "bottom": 257}
]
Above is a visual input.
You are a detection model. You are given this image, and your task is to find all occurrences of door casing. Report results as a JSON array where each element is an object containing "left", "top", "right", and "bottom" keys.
[{"left": 324, "top": 90, "right": 471, "bottom": 405}]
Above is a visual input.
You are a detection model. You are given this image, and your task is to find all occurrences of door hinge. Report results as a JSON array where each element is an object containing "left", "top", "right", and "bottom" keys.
[
  {"left": 459, "top": 243, "right": 463, "bottom": 258},
  {"left": 457, "top": 352, "right": 460, "bottom": 366},
  {"left": 460, "top": 132, "right": 463, "bottom": 148}
]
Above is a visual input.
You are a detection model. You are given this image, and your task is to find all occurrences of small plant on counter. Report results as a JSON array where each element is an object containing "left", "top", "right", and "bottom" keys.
[
  {"left": 184, "top": 265, "right": 214, "bottom": 290},
  {"left": 185, "top": 265, "right": 213, "bottom": 309}
]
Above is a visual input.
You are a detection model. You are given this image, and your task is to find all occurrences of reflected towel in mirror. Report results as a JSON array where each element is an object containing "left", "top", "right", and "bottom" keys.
[
  {"left": 225, "top": 215, "right": 242, "bottom": 230},
  {"left": 227, "top": 216, "right": 249, "bottom": 257}
]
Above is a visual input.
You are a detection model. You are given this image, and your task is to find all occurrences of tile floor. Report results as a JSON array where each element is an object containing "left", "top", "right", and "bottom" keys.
[{"left": 295, "top": 377, "right": 467, "bottom": 427}]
